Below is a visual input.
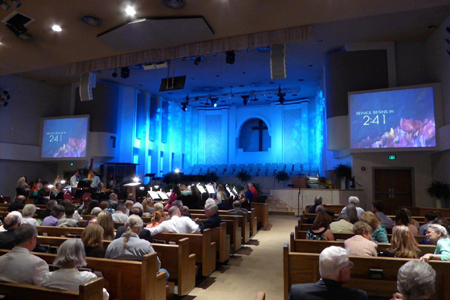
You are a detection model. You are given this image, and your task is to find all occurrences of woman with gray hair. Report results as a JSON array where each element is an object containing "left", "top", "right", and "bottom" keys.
[
  {"left": 41, "top": 239, "right": 109, "bottom": 300},
  {"left": 392, "top": 260, "right": 435, "bottom": 300},
  {"left": 420, "top": 224, "right": 450, "bottom": 261},
  {"left": 21, "top": 204, "right": 38, "bottom": 226}
]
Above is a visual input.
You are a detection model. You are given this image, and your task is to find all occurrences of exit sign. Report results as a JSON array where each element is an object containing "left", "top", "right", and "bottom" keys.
[{"left": 388, "top": 154, "right": 396, "bottom": 160}]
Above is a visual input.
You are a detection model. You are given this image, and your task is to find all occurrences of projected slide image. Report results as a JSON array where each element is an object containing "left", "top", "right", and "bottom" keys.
[
  {"left": 41, "top": 117, "right": 88, "bottom": 158},
  {"left": 349, "top": 87, "right": 436, "bottom": 149}
]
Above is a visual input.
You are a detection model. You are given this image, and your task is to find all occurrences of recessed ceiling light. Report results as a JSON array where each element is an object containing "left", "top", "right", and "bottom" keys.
[
  {"left": 164, "top": 0, "right": 186, "bottom": 9},
  {"left": 298, "top": 79, "right": 304, "bottom": 81},
  {"left": 309, "top": 64, "right": 313, "bottom": 67},
  {"left": 125, "top": 6, "right": 136, "bottom": 16},
  {"left": 317, "top": 39, "right": 323, "bottom": 43},
  {"left": 81, "top": 15, "right": 101, "bottom": 26},
  {"left": 52, "top": 25, "right": 62, "bottom": 32}
]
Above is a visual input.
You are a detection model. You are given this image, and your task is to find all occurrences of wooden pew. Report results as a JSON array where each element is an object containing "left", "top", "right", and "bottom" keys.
[
  {"left": 0, "top": 250, "right": 166, "bottom": 300},
  {"left": 298, "top": 221, "right": 394, "bottom": 234},
  {"left": 36, "top": 236, "right": 196, "bottom": 296},
  {"left": 283, "top": 244, "right": 450, "bottom": 300},
  {"left": 152, "top": 229, "right": 217, "bottom": 277},
  {"left": 0, "top": 277, "right": 104, "bottom": 300},
  {"left": 212, "top": 222, "right": 230, "bottom": 263},
  {"left": 191, "top": 213, "right": 250, "bottom": 244},
  {"left": 294, "top": 227, "right": 426, "bottom": 244},
  {"left": 401, "top": 206, "right": 450, "bottom": 218},
  {"left": 77, "top": 220, "right": 124, "bottom": 229},
  {"left": 37, "top": 226, "right": 85, "bottom": 237},
  {"left": 251, "top": 202, "right": 269, "bottom": 230},
  {"left": 289, "top": 233, "right": 436, "bottom": 255}
]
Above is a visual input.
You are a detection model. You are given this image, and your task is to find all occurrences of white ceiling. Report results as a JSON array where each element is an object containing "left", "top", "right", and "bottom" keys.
[{"left": 1, "top": 1, "right": 449, "bottom": 107}]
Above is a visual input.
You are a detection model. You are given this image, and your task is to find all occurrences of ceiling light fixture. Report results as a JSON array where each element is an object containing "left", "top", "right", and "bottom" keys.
[
  {"left": 210, "top": 97, "right": 218, "bottom": 107},
  {"left": 121, "top": 67, "right": 130, "bottom": 79},
  {"left": 163, "top": 0, "right": 186, "bottom": 9},
  {"left": 52, "top": 24, "right": 62, "bottom": 32},
  {"left": 194, "top": 56, "right": 203, "bottom": 65},
  {"left": 81, "top": 15, "right": 101, "bottom": 26},
  {"left": 242, "top": 95, "right": 249, "bottom": 106},
  {"left": 226, "top": 50, "right": 235, "bottom": 64},
  {"left": 181, "top": 94, "right": 189, "bottom": 112},
  {"left": 125, "top": 5, "right": 136, "bottom": 16},
  {"left": 277, "top": 85, "right": 286, "bottom": 104},
  {"left": 0, "top": 89, "right": 10, "bottom": 107},
  {"left": 112, "top": 68, "right": 118, "bottom": 78}
]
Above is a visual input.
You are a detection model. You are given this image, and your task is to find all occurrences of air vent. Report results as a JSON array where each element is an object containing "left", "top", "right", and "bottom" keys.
[{"left": 2, "top": 11, "right": 34, "bottom": 40}]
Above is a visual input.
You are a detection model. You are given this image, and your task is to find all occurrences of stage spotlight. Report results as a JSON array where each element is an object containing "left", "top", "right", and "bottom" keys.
[
  {"left": 120, "top": 67, "right": 130, "bottom": 79},
  {"left": 277, "top": 85, "right": 286, "bottom": 104},
  {"left": 242, "top": 95, "right": 249, "bottom": 106},
  {"left": 194, "top": 56, "right": 203, "bottom": 65},
  {"left": 181, "top": 103, "right": 188, "bottom": 112},
  {"left": 226, "top": 50, "right": 235, "bottom": 64},
  {"left": 0, "top": 0, "right": 10, "bottom": 10},
  {"left": 112, "top": 69, "right": 118, "bottom": 78},
  {"left": 175, "top": 168, "right": 180, "bottom": 173},
  {"left": 133, "top": 176, "right": 140, "bottom": 183},
  {"left": 210, "top": 97, "right": 218, "bottom": 107}
]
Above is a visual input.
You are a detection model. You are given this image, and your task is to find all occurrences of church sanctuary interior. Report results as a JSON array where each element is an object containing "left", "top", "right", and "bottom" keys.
[{"left": 1, "top": 1, "right": 450, "bottom": 300}]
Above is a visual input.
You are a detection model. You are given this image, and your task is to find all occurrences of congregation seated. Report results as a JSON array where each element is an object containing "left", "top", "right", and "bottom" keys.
[
  {"left": 85, "top": 207, "right": 103, "bottom": 226},
  {"left": 7, "top": 195, "right": 25, "bottom": 212},
  {"left": 81, "top": 223, "right": 106, "bottom": 258},
  {"left": 392, "top": 260, "right": 435, "bottom": 300},
  {"left": 172, "top": 200, "right": 190, "bottom": 217},
  {"left": 215, "top": 184, "right": 228, "bottom": 210},
  {"left": 420, "top": 224, "right": 450, "bottom": 261},
  {"left": 100, "top": 201, "right": 115, "bottom": 214},
  {"left": 80, "top": 199, "right": 99, "bottom": 216},
  {"left": 340, "top": 196, "right": 365, "bottom": 220},
  {"left": 394, "top": 209, "right": 419, "bottom": 236},
  {"left": 36, "top": 181, "right": 51, "bottom": 204},
  {"left": 289, "top": 246, "right": 368, "bottom": 300},
  {"left": 21, "top": 204, "right": 38, "bottom": 227},
  {"left": 306, "top": 210, "right": 334, "bottom": 241},
  {"left": 42, "top": 205, "right": 65, "bottom": 226},
  {"left": 329, "top": 213, "right": 353, "bottom": 234},
  {"left": 360, "top": 211, "right": 388, "bottom": 243},
  {"left": 142, "top": 197, "right": 154, "bottom": 216},
  {"left": 197, "top": 203, "right": 222, "bottom": 233},
  {"left": 146, "top": 206, "right": 200, "bottom": 235},
  {"left": 107, "top": 192, "right": 119, "bottom": 209},
  {"left": 76, "top": 197, "right": 91, "bottom": 215},
  {"left": 378, "top": 225, "right": 420, "bottom": 258},
  {"left": 0, "top": 224, "right": 49, "bottom": 285},
  {"left": 403, "top": 208, "right": 421, "bottom": 231},
  {"left": 115, "top": 207, "right": 152, "bottom": 242},
  {"left": 344, "top": 204, "right": 359, "bottom": 224},
  {"left": 57, "top": 201, "right": 78, "bottom": 227},
  {"left": 37, "top": 200, "right": 57, "bottom": 220},
  {"left": 371, "top": 200, "right": 394, "bottom": 228},
  {"left": 41, "top": 238, "right": 109, "bottom": 300},
  {"left": 227, "top": 200, "right": 248, "bottom": 215},
  {"left": 344, "top": 221, "right": 377, "bottom": 257},
  {"left": 97, "top": 211, "right": 115, "bottom": 240},
  {"left": 182, "top": 205, "right": 191, "bottom": 218},
  {"left": 124, "top": 200, "right": 134, "bottom": 216},
  {"left": 111, "top": 203, "right": 128, "bottom": 223},
  {"left": 153, "top": 202, "right": 167, "bottom": 219}
]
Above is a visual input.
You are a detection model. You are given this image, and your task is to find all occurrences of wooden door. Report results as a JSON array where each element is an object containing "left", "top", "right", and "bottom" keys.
[{"left": 373, "top": 169, "right": 414, "bottom": 215}]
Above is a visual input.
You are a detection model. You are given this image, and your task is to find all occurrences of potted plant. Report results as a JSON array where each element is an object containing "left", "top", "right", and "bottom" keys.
[
  {"left": 426, "top": 180, "right": 450, "bottom": 208},
  {"left": 333, "top": 164, "right": 352, "bottom": 189},
  {"left": 275, "top": 170, "right": 290, "bottom": 183},
  {"left": 236, "top": 171, "right": 251, "bottom": 183}
]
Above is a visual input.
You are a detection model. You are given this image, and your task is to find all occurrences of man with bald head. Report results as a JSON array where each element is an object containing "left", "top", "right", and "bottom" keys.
[{"left": 7, "top": 195, "right": 26, "bottom": 212}]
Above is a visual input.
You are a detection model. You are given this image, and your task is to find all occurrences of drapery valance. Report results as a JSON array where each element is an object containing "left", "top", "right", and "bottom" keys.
[{"left": 67, "top": 24, "right": 313, "bottom": 75}]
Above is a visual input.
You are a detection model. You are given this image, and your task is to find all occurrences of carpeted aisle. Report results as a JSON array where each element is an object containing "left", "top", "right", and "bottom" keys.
[{"left": 181, "top": 215, "right": 298, "bottom": 300}]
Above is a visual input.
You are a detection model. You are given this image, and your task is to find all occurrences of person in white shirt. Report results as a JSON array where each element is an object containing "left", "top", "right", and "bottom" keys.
[
  {"left": 146, "top": 206, "right": 200, "bottom": 235},
  {"left": 341, "top": 196, "right": 365, "bottom": 220},
  {"left": 70, "top": 171, "right": 80, "bottom": 189},
  {"left": 112, "top": 204, "right": 128, "bottom": 223},
  {"left": 0, "top": 224, "right": 49, "bottom": 285},
  {"left": 21, "top": 204, "right": 39, "bottom": 227},
  {"left": 41, "top": 238, "right": 109, "bottom": 300}
]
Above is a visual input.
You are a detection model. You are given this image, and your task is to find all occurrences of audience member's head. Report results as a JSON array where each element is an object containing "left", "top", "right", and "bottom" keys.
[
  {"left": 4, "top": 211, "right": 22, "bottom": 230},
  {"left": 86, "top": 200, "right": 100, "bottom": 214},
  {"left": 205, "top": 198, "right": 215, "bottom": 208},
  {"left": 109, "top": 193, "right": 118, "bottom": 201},
  {"left": 315, "top": 205, "right": 326, "bottom": 214},
  {"left": 171, "top": 186, "right": 181, "bottom": 196},
  {"left": 130, "top": 207, "right": 143, "bottom": 217},
  {"left": 81, "top": 223, "right": 104, "bottom": 249},
  {"left": 352, "top": 221, "right": 372, "bottom": 240},
  {"left": 100, "top": 201, "right": 110, "bottom": 210},
  {"left": 337, "top": 213, "right": 349, "bottom": 221},
  {"left": 426, "top": 224, "right": 448, "bottom": 245},
  {"left": 424, "top": 211, "right": 438, "bottom": 223},
  {"left": 127, "top": 193, "right": 135, "bottom": 201},
  {"left": 125, "top": 215, "right": 144, "bottom": 235},
  {"left": 47, "top": 200, "right": 57, "bottom": 210},
  {"left": 116, "top": 204, "right": 126, "bottom": 212},
  {"left": 97, "top": 211, "right": 114, "bottom": 239},
  {"left": 54, "top": 239, "right": 87, "bottom": 268},
  {"left": 91, "top": 207, "right": 102, "bottom": 217},
  {"left": 153, "top": 202, "right": 164, "bottom": 213},
  {"left": 395, "top": 209, "right": 411, "bottom": 226},
  {"left": 50, "top": 205, "right": 65, "bottom": 219},
  {"left": 168, "top": 206, "right": 180, "bottom": 218},
  {"left": 432, "top": 217, "right": 450, "bottom": 234},
  {"left": 205, "top": 204, "right": 218, "bottom": 217},
  {"left": 390, "top": 225, "right": 420, "bottom": 258},
  {"left": 152, "top": 211, "right": 163, "bottom": 224},
  {"left": 232, "top": 201, "right": 241, "bottom": 209},
  {"left": 14, "top": 195, "right": 26, "bottom": 203},
  {"left": 124, "top": 200, "right": 134, "bottom": 210},
  {"left": 60, "top": 200, "right": 75, "bottom": 217},
  {"left": 14, "top": 224, "right": 37, "bottom": 250},
  {"left": 360, "top": 211, "right": 381, "bottom": 231},
  {"left": 371, "top": 200, "right": 384, "bottom": 213},
  {"left": 314, "top": 196, "right": 323, "bottom": 206},
  {"left": 311, "top": 211, "right": 331, "bottom": 231},
  {"left": 345, "top": 204, "right": 358, "bottom": 223},
  {"left": 22, "top": 204, "right": 37, "bottom": 218},
  {"left": 319, "top": 246, "right": 352, "bottom": 283},
  {"left": 348, "top": 196, "right": 360, "bottom": 207},
  {"left": 397, "top": 260, "right": 435, "bottom": 300},
  {"left": 172, "top": 200, "right": 184, "bottom": 210}
]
